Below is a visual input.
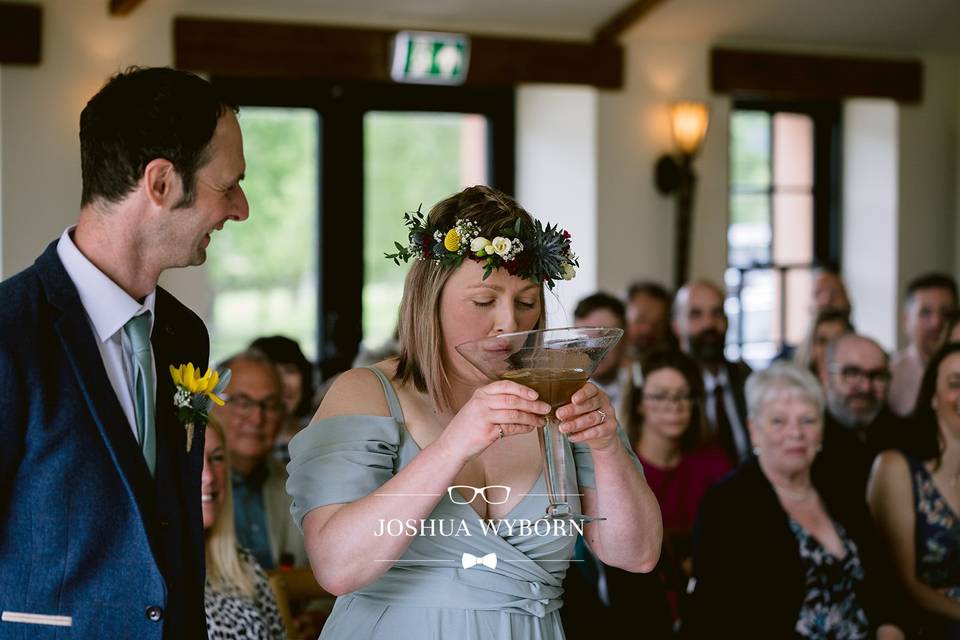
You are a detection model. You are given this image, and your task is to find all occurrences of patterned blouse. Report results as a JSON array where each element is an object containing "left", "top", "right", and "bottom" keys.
[
  {"left": 907, "top": 455, "right": 960, "bottom": 599},
  {"left": 205, "top": 546, "right": 286, "bottom": 640},
  {"left": 789, "top": 519, "right": 870, "bottom": 640}
]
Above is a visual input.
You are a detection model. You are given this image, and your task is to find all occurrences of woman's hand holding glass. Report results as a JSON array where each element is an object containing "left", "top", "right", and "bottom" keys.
[
  {"left": 556, "top": 382, "right": 619, "bottom": 451},
  {"left": 438, "top": 380, "right": 551, "bottom": 462}
]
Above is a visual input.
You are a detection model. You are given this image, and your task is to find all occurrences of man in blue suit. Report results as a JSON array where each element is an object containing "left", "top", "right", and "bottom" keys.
[{"left": 0, "top": 67, "right": 248, "bottom": 638}]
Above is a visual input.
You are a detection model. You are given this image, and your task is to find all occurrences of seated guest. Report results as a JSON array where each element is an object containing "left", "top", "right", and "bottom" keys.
[
  {"left": 249, "top": 335, "right": 316, "bottom": 463},
  {"left": 792, "top": 307, "right": 853, "bottom": 376},
  {"left": 625, "top": 349, "right": 731, "bottom": 535},
  {"left": 213, "top": 351, "right": 308, "bottom": 569},
  {"left": 625, "top": 281, "right": 676, "bottom": 368},
  {"left": 817, "top": 334, "right": 904, "bottom": 496},
  {"left": 690, "top": 362, "right": 904, "bottom": 640},
  {"left": 811, "top": 265, "right": 852, "bottom": 317},
  {"left": 777, "top": 265, "right": 852, "bottom": 362},
  {"left": 203, "top": 418, "right": 286, "bottom": 640},
  {"left": 573, "top": 292, "right": 631, "bottom": 422},
  {"left": 890, "top": 273, "right": 958, "bottom": 416},
  {"left": 868, "top": 342, "right": 960, "bottom": 637},
  {"left": 673, "top": 279, "right": 752, "bottom": 464}
]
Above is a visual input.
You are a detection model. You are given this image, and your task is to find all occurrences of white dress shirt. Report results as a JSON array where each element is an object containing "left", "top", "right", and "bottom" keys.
[
  {"left": 701, "top": 366, "right": 750, "bottom": 460},
  {"left": 57, "top": 227, "right": 156, "bottom": 442}
]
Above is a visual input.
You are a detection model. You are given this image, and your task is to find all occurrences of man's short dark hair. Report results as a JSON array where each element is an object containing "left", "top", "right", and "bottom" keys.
[
  {"left": 80, "top": 66, "right": 236, "bottom": 208},
  {"left": 574, "top": 292, "right": 626, "bottom": 328},
  {"left": 626, "top": 281, "right": 672, "bottom": 306},
  {"left": 905, "top": 272, "right": 959, "bottom": 307}
]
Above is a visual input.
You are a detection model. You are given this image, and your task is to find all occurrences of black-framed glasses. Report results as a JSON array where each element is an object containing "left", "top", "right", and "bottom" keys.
[
  {"left": 829, "top": 365, "right": 891, "bottom": 386},
  {"left": 221, "top": 393, "right": 285, "bottom": 417}
]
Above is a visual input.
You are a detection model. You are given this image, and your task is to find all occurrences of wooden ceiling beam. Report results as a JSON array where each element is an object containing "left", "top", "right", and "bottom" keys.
[
  {"left": 109, "top": 0, "right": 146, "bottom": 16},
  {"left": 0, "top": 2, "right": 42, "bottom": 64},
  {"left": 594, "top": 0, "right": 669, "bottom": 44},
  {"left": 174, "top": 16, "right": 624, "bottom": 89},
  {"left": 711, "top": 48, "right": 923, "bottom": 103}
]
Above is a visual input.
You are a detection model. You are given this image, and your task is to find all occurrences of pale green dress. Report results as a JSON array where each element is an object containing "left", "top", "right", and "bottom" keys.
[{"left": 287, "top": 367, "right": 634, "bottom": 639}]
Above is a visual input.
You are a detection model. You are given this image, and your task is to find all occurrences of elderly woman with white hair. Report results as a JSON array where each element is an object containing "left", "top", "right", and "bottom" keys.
[{"left": 686, "top": 362, "right": 904, "bottom": 640}]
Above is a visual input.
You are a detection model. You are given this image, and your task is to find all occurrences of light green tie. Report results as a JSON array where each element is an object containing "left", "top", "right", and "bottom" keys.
[{"left": 124, "top": 312, "right": 156, "bottom": 476}]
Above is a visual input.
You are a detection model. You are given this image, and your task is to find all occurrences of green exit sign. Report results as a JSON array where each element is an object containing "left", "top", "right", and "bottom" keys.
[{"left": 390, "top": 31, "right": 470, "bottom": 85}]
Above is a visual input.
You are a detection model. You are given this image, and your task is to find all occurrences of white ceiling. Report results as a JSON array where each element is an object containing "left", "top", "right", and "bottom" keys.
[
  {"left": 627, "top": 0, "right": 960, "bottom": 54},
  {"left": 190, "top": 0, "right": 960, "bottom": 53}
]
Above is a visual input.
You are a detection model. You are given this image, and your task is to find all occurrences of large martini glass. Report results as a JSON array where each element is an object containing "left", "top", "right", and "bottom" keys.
[{"left": 455, "top": 327, "right": 624, "bottom": 521}]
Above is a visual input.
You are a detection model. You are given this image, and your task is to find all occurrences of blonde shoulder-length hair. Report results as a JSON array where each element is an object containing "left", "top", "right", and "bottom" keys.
[
  {"left": 395, "top": 185, "right": 547, "bottom": 412},
  {"left": 204, "top": 416, "right": 256, "bottom": 599}
]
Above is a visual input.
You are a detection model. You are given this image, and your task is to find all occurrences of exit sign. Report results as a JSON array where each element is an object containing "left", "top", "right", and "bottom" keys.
[{"left": 390, "top": 31, "right": 470, "bottom": 85}]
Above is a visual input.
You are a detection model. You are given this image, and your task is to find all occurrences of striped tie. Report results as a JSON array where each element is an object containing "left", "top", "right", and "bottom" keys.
[{"left": 124, "top": 312, "right": 156, "bottom": 475}]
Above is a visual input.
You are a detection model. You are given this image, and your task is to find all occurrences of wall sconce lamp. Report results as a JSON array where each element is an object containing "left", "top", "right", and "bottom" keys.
[{"left": 654, "top": 100, "right": 710, "bottom": 288}]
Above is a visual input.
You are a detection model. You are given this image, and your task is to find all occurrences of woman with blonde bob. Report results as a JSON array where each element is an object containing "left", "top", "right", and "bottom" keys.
[
  {"left": 689, "top": 362, "right": 904, "bottom": 640},
  {"left": 202, "top": 417, "right": 285, "bottom": 639},
  {"left": 287, "top": 185, "right": 662, "bottom": 639}
]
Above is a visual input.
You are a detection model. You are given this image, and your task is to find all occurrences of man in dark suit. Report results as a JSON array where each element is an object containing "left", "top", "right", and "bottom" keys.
[
  {"left": 816, "top": 333, "right": 905, "bottom": 496},
  {"left": 673, "top": 280, "right": 752, "bottom": 464},
  {"left": 0, "top": 67, "right": 248, "bottom": 638}
]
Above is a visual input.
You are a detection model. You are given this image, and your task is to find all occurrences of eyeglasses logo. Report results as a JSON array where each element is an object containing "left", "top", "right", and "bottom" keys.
[{"left": 447, "top": 485, "right": 510, "bottom": 505}]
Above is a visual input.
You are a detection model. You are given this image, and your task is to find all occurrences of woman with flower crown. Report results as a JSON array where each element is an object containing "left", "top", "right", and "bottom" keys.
[{"left": 286, "top": 185, "right": 662, "bottom": 638}]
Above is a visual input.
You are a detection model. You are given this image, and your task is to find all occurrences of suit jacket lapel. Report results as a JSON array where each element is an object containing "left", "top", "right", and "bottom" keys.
[{"left": 35, "top": 243, "right": 156, "bottom": 518}]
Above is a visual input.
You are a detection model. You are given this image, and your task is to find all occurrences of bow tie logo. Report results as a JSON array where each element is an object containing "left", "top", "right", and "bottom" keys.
[{"left": 461, "top": 552, "right": 498, "bottom": 570}]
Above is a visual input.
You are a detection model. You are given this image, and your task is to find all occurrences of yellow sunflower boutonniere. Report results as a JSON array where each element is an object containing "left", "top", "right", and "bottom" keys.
[{"left": 170, "top": 363, "right": 231, "bottom": 453}]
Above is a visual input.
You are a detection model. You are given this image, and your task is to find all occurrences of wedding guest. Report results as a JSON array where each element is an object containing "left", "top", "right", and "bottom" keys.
[
  {"left": 812, "top": 265, "right": 852, "bottom": 316},
  {"left": 249, "top": 335, "right": 316, "bottom": 462},
  {"left": 0, "top": 67, "right": 247, "bottom": 637},
  {"left": 673, "top": 279, "right": 752, "bottom": 464},
  {"left": 573, "top": 292, "right": 631, "bottom": 422},
  {"left": 792, "top": 307, "right": 853, "bottom": 377},
  {"left": 817, "top": 334, "right": 904, "bottom": 496},
  {"left": 625, "top": 281, "right": 675, "bottom": 364},
  {"left": 203, "top": 417, "right": 286, "bottom": 640},
  {"left": 868, "top": 342, "right": 960, "bottom": 637},
  {"left": 939, "top": 313, "right": 960, "bottom": 350},
  {"left": 690, "top": 362, "right": 904, "bottom": 640},
  {"left": 287, "top": 185, "right": 662, "bottom": 639},
  {"left": 625, "top": 349, "right": 730, "bottom": 535},
  {"left": 624, "top": 348, "right": 730, "bottom": 625},
  {"left": 890, "top": 273, "right": 958, "bottom": 416},
  {"left": 213, "top": 351, "right": 308, "bottom": 570}
]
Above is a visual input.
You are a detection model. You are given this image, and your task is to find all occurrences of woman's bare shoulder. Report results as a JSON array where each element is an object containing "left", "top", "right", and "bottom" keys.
[{"left": 314, "top": 366, "right": 394, "bottom": 420}]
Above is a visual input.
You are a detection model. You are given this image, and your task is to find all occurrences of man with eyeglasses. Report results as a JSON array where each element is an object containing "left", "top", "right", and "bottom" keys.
[
  {"left": 213, "top": 351, "right": 308, "bottom": 570},
  {"left": 817, "top": 333, "right": 905, "bottom": 495}
]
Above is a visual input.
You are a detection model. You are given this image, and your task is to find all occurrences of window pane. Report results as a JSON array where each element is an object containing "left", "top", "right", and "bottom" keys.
[
  {"left": 208, "top": 107, "right": 320, "bottom": 364},
  {"left": 785, "top": 268, "right": 813, "bottom": 345},
  {"left": 728, "top": 193, "right": 771, "bottom": 267},
  {"left": 773, "top": 113, "right": 813, "bottom": 189},
  {"left": 363, "top": 112, "right": 488, "bottom": 348},
  {"left": 773, "top": 193, "right": 813, "bottom": 264},
  {"left": 730, "top": 111, "right": 770, "bottom": 188}
]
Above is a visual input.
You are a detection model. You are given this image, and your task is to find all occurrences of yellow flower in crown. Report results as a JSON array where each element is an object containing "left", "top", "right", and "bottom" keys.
[
  {"left": 443, "top": 228, "right": 462, "bottom": 252},
  {"left": 170, "top": 364, "right": 231, "bottom": 452}
]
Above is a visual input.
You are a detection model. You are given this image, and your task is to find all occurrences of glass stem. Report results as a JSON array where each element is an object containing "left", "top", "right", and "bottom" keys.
[{"left": 539, "top": 416, "right": 572, "bottom": 518}]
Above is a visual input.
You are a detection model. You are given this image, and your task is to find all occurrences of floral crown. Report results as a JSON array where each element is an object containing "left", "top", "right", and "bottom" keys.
[{"left": 385, "top": 206, "right": 578, "bottom": 289}]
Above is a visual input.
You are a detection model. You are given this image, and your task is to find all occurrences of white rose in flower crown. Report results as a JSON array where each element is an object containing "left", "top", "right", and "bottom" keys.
[
  {"left": 562, "top": 263, "right": 577, "bottom": 280},
  {"left": 491, "top": 237, "right": 513, "bottom": 257},
  {"left": 470, "top": 237, "right": 491, "bottom": 254}
]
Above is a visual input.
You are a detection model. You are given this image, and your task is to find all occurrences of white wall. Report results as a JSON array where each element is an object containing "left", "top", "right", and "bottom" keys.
[
  {"left": 843, "top": 100, "right": 899, "bottom": 350},
  {"left": 895, "top": 53, "right": 960, "bottom": 347},
  {"left": 516, "top": 85, "right": 598, "bottom": 328},
  {"left": 596, "top": 38, "right": 730, "bottom": 295}
]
